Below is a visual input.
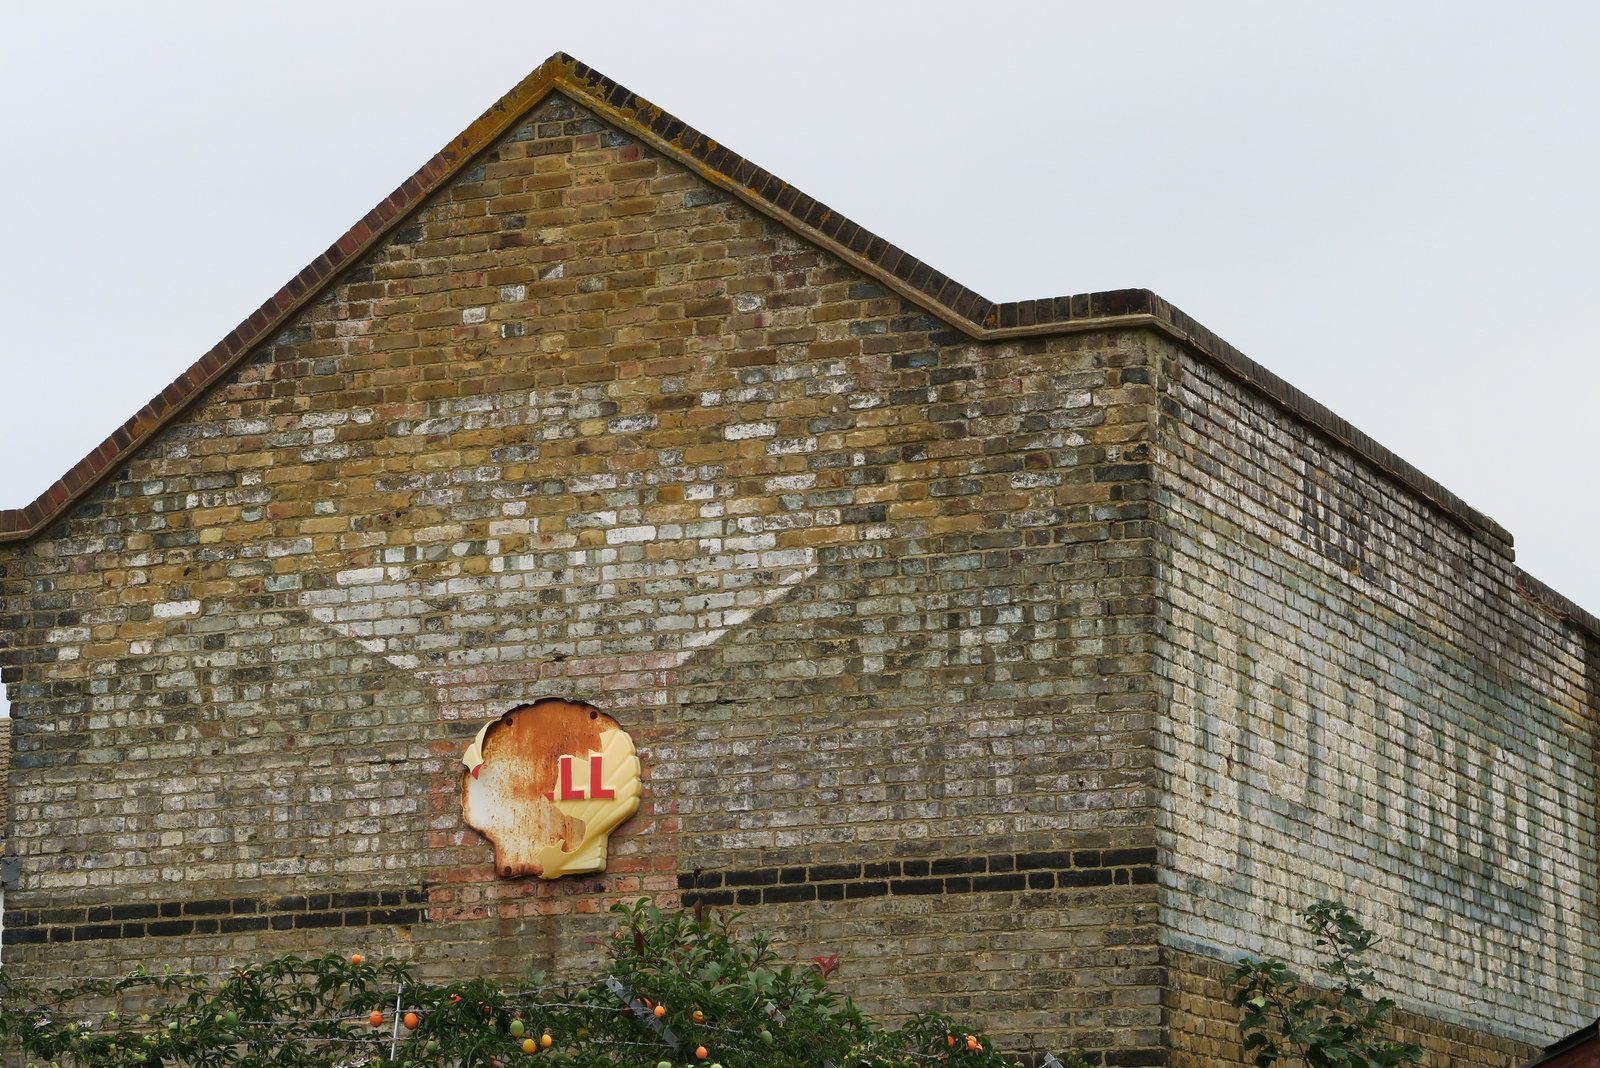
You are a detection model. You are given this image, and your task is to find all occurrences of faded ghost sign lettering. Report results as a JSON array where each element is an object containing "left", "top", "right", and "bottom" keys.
[{"left": 460, "top": 698, "right": 641, "bottom": 879}]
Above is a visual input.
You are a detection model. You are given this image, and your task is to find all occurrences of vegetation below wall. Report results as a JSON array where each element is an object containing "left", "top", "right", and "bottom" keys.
[
  {"left": 0, "top": 897, "right": 1415, "bottom": 1068},
  {"left": 0, "top": 900, "right": 1084, "bottom": 1068},
  {"left": 1228, "top": 901, "right": 1421, "bottom": 1068}
]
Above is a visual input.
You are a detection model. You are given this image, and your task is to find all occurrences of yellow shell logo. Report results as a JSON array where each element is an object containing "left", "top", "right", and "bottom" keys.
[{"left": 460, "top": 698, "right": 641, "bottom": 879}]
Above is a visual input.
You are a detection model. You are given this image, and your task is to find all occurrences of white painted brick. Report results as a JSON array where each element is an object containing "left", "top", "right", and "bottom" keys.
[
  {"left": 336, "top": 567, "right": 385, "bottom": 586},
  {"left": 606, "top": 526, "right": 657, "bottom": 544},
  {"left": 152, "top": 600, "right": 201, "bottom": 619},
  {"left": 766, "top": 437, "right": 816, "bottom": 455},
  {"left": 265, "top": 538, "right": 313, "bottom": 557}
]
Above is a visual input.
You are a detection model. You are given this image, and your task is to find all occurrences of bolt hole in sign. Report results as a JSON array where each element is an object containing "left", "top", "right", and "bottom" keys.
[{"left": 461, "top": 698, "right": 641, "bottom": 879}]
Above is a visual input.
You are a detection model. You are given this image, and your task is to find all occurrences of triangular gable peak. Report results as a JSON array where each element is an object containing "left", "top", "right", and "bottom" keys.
[{"left": 0, "top": 51, "right": 1509, "bottom": 562}]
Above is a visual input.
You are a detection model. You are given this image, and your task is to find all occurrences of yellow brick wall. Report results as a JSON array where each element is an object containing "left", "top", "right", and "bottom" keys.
[{"left": 0, "top": 92, "right": 1165, "bottom": 1061}]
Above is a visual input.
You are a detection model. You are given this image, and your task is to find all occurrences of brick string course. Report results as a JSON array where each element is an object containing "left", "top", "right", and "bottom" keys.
[
  {"left": 6, "top": 889, "right": 427, "bottom": 946},
  {"left": 0, "top": 59, "right": 1594, "bottom": 1066}
]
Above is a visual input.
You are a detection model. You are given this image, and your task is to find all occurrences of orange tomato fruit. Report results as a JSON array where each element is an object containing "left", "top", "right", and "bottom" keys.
[
  {"left": 404, "top": 1011, "right": 419, "bottom": 1029},
  {"left": 653, "top": 1005, "right": 666, "bottom": 1018},
  {"left": 368, "top": 1011, "right": 383, "bottom": 1028},
  {"left": 695, "top": 1046, "right": 708, "bottom": 1060},
  {"left": 540, "top": 1033, "right": 552, "bottom": 1049},
  {"left": 350, "top": 954, "right": 362, "bottom": 965},
  {"left": 692, "top": 1009, "right": 704, "bottom": 1023},
  {"left": 522, "top": 1038, "right": 536, "bottom": 1054}
]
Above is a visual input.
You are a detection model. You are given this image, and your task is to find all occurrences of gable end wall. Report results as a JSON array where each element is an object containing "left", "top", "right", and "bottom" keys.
[{"left": 0, "top": 93, "right": 1167, "bottom": 1061}]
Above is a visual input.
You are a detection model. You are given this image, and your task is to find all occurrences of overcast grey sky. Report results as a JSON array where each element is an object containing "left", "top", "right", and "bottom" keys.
[{"left": 1, "top": 2, "right": 1596, "bottom": 717}]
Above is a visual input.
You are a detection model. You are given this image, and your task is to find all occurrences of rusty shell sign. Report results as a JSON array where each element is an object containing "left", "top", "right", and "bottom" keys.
[{"left": 460, "top": 698, "right": 641, "bottom": 879}]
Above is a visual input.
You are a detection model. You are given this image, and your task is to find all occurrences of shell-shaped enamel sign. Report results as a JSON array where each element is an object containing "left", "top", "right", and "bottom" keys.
[{"left": 460, "top": 698, "right": 641, "bottom": 879}]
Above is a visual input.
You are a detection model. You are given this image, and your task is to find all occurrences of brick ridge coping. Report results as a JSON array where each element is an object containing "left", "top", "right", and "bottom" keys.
[
  {"left": 0, "top": 52, "right": 1591, "bottom": 641},
  {"left": 1516, "top": 570, "right": 1600, "bottom": 645}
]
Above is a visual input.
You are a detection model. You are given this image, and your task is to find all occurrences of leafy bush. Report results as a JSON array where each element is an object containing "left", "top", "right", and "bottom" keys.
[
  {"left": 1228, "top": 900, "right": 1422, "bottom": 1068},
  {"left": 0, "top": 900, "right": 1067, "bottom": 1068}
]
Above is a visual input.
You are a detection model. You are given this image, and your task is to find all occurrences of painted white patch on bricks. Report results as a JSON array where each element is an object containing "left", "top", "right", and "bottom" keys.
[
  {"left": 724, "top": 422, "right": 776, "bottom": 440},
  {"left": 413, "top": 416, "right": 462, "bottom": 436},
  {"left": 606, "top": 526, "right": 656, "bottom": 545},
  {"left": 499, "top": 285, "right": 526, "bottom": 302},
  {"left": 680, "top": 560, "right": 815, "bottom": 651},
  {"left": 337, "top": 567, "right": 385, "bottom": 586},
  {"left": 766, "top": 437, "right": 816, "bottom": 454},
  {"left": 541, "top": 263, "right": 564, "bottom": 280},
  {"left": 296, "top": 523, "right": 817, "bottom": 719},
  {"left": 413, "top": 525, "right": 466, "bottom": 543},
  {"left": 607, "top": 415, "right": 657, "bottom": 434},
  {"left": 153, "top": 600, "right": 201, "bottom": 619},
  {"left": 305, "top": 604, "right": 422, "bottom": 670},
  {"left": 462, "top": 307, "right": 487, "bottom": 324},
  {"left": 264, "top": 538, "right": 313, "bottom": 557}
]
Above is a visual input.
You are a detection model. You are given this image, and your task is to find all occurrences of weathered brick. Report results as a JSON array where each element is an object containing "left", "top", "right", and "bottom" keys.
[{"left": 0, "top": 62, "right": 1590, "bottom": 1068}]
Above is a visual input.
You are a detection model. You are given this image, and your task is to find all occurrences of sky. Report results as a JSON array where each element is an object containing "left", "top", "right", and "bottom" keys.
[{"left": 1, "top": 1, "right": 1597, "bottom": 714}]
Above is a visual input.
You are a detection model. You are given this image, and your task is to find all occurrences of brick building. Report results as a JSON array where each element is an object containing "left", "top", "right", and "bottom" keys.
[
  {"left": 1519, "top": 1021, "right": 1600, "bottom": 1068},
  {"left": 0, "top": 54, "right": 1595, "bottom": 1065}
]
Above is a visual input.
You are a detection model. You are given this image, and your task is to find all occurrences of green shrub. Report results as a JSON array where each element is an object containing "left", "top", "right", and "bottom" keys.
[
  {"left": 0, "top": 899, "right": 1072, "bottom": 1067},
  {"left": 1228, "top": 900, "right": 1422, "bottom": 1068}
]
